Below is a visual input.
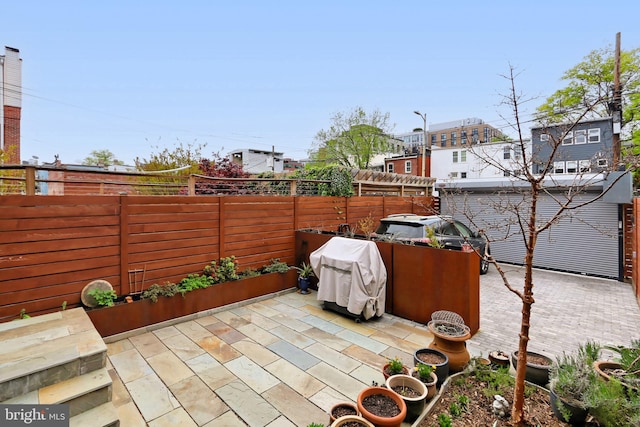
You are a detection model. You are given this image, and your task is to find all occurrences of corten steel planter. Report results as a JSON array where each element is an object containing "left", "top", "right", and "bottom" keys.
[
  {"left": 295, "top": 231, "right": 480, "bottom": 334},
  {"left": 86, "top": 270, "right": 296, "bottom": 337}
]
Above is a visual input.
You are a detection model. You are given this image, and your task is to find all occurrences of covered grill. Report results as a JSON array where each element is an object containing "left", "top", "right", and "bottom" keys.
[{"left": 310, "top": 236, "right": 387, "bottom": 321}]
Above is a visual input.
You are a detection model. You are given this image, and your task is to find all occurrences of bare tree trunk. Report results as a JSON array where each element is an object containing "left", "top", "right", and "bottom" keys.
[{"left": 511, "top": 183, "right": 538, "bottom": 424}]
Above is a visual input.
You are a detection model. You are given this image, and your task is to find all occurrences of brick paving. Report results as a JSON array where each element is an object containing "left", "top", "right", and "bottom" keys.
[{"left": 106, "top": 267, "right": 640, "bottom": 426}]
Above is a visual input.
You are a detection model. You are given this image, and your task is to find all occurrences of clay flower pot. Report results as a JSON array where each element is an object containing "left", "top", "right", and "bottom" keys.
[
  {"left": 329, "top": 402, "right": 358, "bottom": 425},
  {"left": 428, "top": 321, "right": 471, "bottom": 373},
  {"left": 357, "top": 386, "right": 407, "bottom": 427},
  {"left": 411, "top": 370, "right": 438, "bottom": 400},
  {"left": 382, "top": 363, "right": 409, "bottom": 380}
]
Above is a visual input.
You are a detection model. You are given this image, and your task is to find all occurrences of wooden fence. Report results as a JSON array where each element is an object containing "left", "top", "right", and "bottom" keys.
[{"left": 0, "top": 194, "right": 438, "bottom": 322}]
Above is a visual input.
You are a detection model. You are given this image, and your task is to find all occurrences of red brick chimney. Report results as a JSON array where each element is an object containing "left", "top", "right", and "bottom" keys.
[{"left": 1, "top": 46, "right": 22, "bottom": 164}]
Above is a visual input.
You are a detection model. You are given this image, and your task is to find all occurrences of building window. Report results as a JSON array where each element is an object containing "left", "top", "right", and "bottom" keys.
[
  {"left": 405, "top": 161, "right": 412, "bottom": 173},
  {"left": 574, "top": 130, "right": 587, "bottom": 144},
  {"left": 387, "top": 163, "right": 394, "bottom": 173},
  {"left": 597, "top": 158, "right": 608, "bottom": 168},
  {"left": 461, "top": 172, "right": 467, "bottom": 179},
  {"left": 514, "top": 145, "right": 522, "bottom": 160},
  {"left": 453, "top": 151, "right": 459, "bottom": 163},
  {"left": 461, "top": 150, "right": 467, "bottom": 162},
  {"left": 588, "top": 128, "right": 600, "bottom": 143},
  {"left": 503, "top": 146, "right": 511, "bottom": 160},
  {"left": 483, "top": 127, "right": 489, "bottom": 143},
  {"left": 461, "top": 130, "right": 467, "bottom": 145},
  {"left": 540, "top": 133, "right": 549, "bottom": 142},
  {"left": 566, "top": 161, "right": 578, "bottom": 173},
  {"left": 451, "top": 132, "right": 457, "bottom": 146},
  {"left": 503, "top": 170, "right": 511, "bottom": 177},
  {"left": 579, "top": 160, "right": 591, "bottom": 173},
  {"left": 554, "top": 161, "right": 565, "bottom": 174},
  {"left": 431, "top": 135, "right": 437, "bottom": 147},
  {"left": 472, "top": 128, "right": 479, "bottom": 144},
  {"left": 449, "top": 172, "right": 458, "bottom": 178},
  {"left": 441, "top": 133, "right": 447, "bottom": 146},
  {"left": 562, "top": 131, "right": 573, "bottom": 145}
]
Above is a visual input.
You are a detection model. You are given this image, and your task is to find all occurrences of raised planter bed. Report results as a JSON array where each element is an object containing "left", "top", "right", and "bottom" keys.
[{"left": 86, "top": 270, "right": 297, "bottom": 337}]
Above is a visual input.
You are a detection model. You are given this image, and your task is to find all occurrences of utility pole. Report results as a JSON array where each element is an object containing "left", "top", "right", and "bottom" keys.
[
  {"left": 612, "top": 32, "right": 622, "bottom": 168},
  {"left": 414, "top": 111, "right": 428, "bottom": 177}
]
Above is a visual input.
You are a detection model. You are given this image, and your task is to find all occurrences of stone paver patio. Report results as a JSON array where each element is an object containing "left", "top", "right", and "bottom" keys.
[{"left": 105, "top": 266, "right": 640, "bottom": 426}]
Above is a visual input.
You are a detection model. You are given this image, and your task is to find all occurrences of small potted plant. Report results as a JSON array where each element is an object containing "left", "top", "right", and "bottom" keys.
[
  {"left": 412, "top": 363, "right": 437, "bottom": 399},
  {"left": 383, "top": 356, "right": 409, "bottom": 379},
  {"left": 549, "top": 342, "right": 601, "bottom": 425},
  {"left": 293, "top": 261, "right": 315, "bottom": 294}
]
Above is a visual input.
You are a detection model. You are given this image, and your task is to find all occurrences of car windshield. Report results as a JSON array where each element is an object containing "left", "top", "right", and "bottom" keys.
[{"left": 376, "top": 222, "right": 424, "bottom": 239}]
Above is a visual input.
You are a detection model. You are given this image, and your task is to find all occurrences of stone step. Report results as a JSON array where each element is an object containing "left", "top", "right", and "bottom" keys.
[
  {"left": 70, "top": 402, "right": 120, "bottom": 427},
  {"left": 3, "top": 367, "right": 113, "bottom": 417},
  {"left": 0, "top": 308, "right": 107, "bottom": 401}
]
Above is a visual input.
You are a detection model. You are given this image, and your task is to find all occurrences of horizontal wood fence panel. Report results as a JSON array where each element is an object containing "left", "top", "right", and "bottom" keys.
[{"left": 0, "top": 194, "right": 436, "bottom": 322}]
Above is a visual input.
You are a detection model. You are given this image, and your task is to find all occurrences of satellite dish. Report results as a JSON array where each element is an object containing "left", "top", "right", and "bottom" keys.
[{"left": 81, "top": 280, "right": 113, "bottom": 308}]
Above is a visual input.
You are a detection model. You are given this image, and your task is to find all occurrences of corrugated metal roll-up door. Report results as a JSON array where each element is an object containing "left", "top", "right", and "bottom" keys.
[{"left": 441, "top": 190, "right": 619, "bottom": 279}]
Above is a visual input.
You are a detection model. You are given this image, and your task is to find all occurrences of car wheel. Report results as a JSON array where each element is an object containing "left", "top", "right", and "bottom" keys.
[{"left": 480, "top": 248, "right": 490, "bottom": 275}]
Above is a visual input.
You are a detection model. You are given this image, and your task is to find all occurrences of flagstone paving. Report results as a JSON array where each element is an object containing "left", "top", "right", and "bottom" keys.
[{"left": 106, "top": 266, "right": 640, "bottom": 426}]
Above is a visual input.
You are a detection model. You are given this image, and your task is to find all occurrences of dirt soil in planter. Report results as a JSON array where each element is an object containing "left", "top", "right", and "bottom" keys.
[
  {"left": 361, "top": 394, "right": 401, "bottom": 418},
  {"left": 417, "top": 369, "right": 569, "bottom": 427},
  {"left": 332, "top": 405, "right": 357, "bottom": 418},
  {"left": 417, "top": 352, "right": 446, "bottom": 364},
  {"left": 390, "top": 385, "right": 421, "bottom": 398}
]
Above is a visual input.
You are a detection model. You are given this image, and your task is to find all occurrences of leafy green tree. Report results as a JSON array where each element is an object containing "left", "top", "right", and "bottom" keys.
[
  {"left": 313, "top": 107, "right": 395, "bottom": 170},
  {"left": 135, "top": 140, "right": 205, "bottom": 175},
  {"left": 536, "top": 46, "right": 640, "bottom": 145},
  {"left": 82, "top": 149, "right": 124, "bottom": 167}
]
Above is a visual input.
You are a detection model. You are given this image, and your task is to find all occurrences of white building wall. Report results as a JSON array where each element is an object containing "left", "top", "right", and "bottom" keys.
[{"left": 230, "top": 149, "right": 284, "bottom": 174}]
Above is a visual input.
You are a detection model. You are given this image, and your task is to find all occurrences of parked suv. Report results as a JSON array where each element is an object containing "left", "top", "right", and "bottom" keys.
[{"left": 374, "top": 214, "right": 490, "bottom": 274}]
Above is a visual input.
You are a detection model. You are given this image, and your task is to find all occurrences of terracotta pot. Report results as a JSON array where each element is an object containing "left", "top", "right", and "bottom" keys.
[
  {"left": 427, "top": 322, "right": 471, "bottom": 373},
  {"left": 385, "top": 374, "right": 427, "bottom": 422},
  {"left": 330, "top": 415, "right": 374, "bottom": 427},
  {"left": 414, "top": 348, "right": 449, "bottom": 387},
  {"left": 329, "top": 402, "right": 358, "bottom": 425},
  {"left": 511, "top": 350, "right": 552, "bottom": 387},
  {"left": 382, "top": 363, "right": 409, "bottom": 380},
  {"left": 550, "top": 387, "right": 588, "bottom": 426},
  {"left": 593, "top": 360, "right": 622, "bottom": 381},
  {"left": 357, "top": 386, "right": 407, "bottom": 427}
]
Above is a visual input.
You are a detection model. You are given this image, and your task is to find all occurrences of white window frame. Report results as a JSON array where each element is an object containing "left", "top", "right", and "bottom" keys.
[
  {"left": 574, "top": 130, "right": 587, "bottom": 145},
  {"left": 540, "top": 133, "right": 549, "bottom": 142},
  {"left": 452, "top": 151, "right": 459, "bottom": 163},
  {"left": 554, "top": 161, "right": 565, "bottom": 174},
  {"left": 562, "top": 131, "right": 573, "bottom": 145},
  {"left": 566, "top": 161, "right": 578, "bottom": 173},
  {"left": 404, "top": 161, "right": 412, "bottom": 173},
  {"left": 579, "top": 160, "right": 591, "bottom": 173},
  {"left": 503, "top": 146, "right": 511, "bottom": 160},
  {"left": 461, "top": 150, "right": 467, "bottom": 162},
  {"left": 449, "top": 172, "right": 458, "bottom": 178},
  {"left": 597, "top": 158, "right": 608, "bottom": 168},
  {"left": 387, "top": 163, "right": 394, "bottom": 173},
  {"left": 588, "top": 128, "right": 601, "bottom": 143}
]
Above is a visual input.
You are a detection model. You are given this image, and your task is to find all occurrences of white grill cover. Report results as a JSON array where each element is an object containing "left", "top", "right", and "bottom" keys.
[{"left": 310, "top": 237, "right": 387, "bottom": 320}]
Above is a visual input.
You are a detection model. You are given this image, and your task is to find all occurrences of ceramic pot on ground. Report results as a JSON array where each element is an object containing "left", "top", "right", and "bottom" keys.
[
  {"left": 549, "top": 387, "right": 588, "bottom": 426},
  {"left": 427, "top": 321, "right": 471, "bottom": 373},
  {"left": 298, "top": 277, "right": 311, "bottom": 294},
  {"left": 329, "top": 402, "right": 358, "bottom": 425},
  {"left": 511, "top": 350, "right": 553, "bottom": 387},
  {"left": 593, "top": 360, "right": 622, "bottom": 381},
  {"left": 489, "top": 350, "right": 510, "bottom": 368},
  {"left": 357, "top": 386, "right": 407, "bottom": 427},
  {"left": 385, "top": 374, "right": 428, "bottom": 423},
  {"left": 330, "top": 414, "right": 374, "bottom": 427},
  {"left": 414, "top": 348, "right": 449, "bottom": 387}
]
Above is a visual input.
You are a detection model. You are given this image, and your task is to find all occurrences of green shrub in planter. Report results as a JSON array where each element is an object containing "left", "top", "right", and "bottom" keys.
[{"left": 88, "top": 288, "right": 118, "bottom": 307}]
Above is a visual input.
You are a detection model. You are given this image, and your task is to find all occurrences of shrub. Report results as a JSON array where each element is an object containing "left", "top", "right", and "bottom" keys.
[
  {"left": 88, "top": 288, "right": 117, "bottom": 307},
  {"left": 262, "top": 258, "right": 290, "bottom": 274},
  {"left": 141, "top": 283, "right": 181, "bottom": 303}
]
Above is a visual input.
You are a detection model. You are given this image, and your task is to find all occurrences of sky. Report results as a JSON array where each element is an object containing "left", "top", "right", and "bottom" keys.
[{"left": 2, "top": 1, "right": 640, "bottom": 166}]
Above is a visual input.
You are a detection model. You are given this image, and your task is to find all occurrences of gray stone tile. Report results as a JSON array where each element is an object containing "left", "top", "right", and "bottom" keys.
[
  {"left": 266, "top": 340, "right": 320, "bottom": 370},
  {"left": 129, "top": 332, "right": 168, "bottom": 359},
  {"left": 109, "top": 349, "right": 153, "bottom": 383},
  {"left": 262, "top": 382, "right": 327, "bottom": 427},
  {"left": 224, "top": 355, "right": 279, "bottom": 394},
  {"left": 307, "top": 362, "right": 369, "bottom": 402},
  {"left": 161, "top": 333, "right": 205, "bottom": 361},
  {"left": 263, "top": 358, "right": 325, "bottom": 398},
  {"left": 125, "top": 373, "right": 180, "bottom": 422},
  {"left": 336, "top": 329, "right": 388, "bottom": 354},
  {"left": 169, "top": 376, "right": 228, "bottom": 425},
  {"left": 270, "top": 325, "right": 316, "bottom": 349},
  {"left": 300, "top": 315, "right": 344, "bottom": 335}
]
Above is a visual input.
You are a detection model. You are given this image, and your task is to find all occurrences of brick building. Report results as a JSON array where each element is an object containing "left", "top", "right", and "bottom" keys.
[{"left": 1, "top": 46, "right": 22, "bottom": 164}]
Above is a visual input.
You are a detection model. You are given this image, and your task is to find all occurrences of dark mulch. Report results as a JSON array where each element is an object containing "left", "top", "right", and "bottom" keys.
[
  {"left": 331, "top": 405, "right": 357, "bottom": 418},
  {"left": 361, "top": 393, "right": 401, "bottom": 418}
]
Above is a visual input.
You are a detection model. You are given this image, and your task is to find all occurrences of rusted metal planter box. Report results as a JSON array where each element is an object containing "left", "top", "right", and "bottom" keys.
[
  {"left": 295, "top": 231, "right": 479, "bottom": 334},
  {"left": 86, "top": 270, "right": 297, "bottom": 337}
]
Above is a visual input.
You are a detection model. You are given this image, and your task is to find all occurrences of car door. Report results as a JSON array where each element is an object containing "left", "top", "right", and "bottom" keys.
[{"left": 437, "top": 221, "right": 464, "bottom": 249}]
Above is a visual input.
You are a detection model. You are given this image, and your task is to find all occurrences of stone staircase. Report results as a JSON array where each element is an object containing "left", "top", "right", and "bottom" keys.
[{"left": 0, "top": 308, "right": 119, "bottom": 427}]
